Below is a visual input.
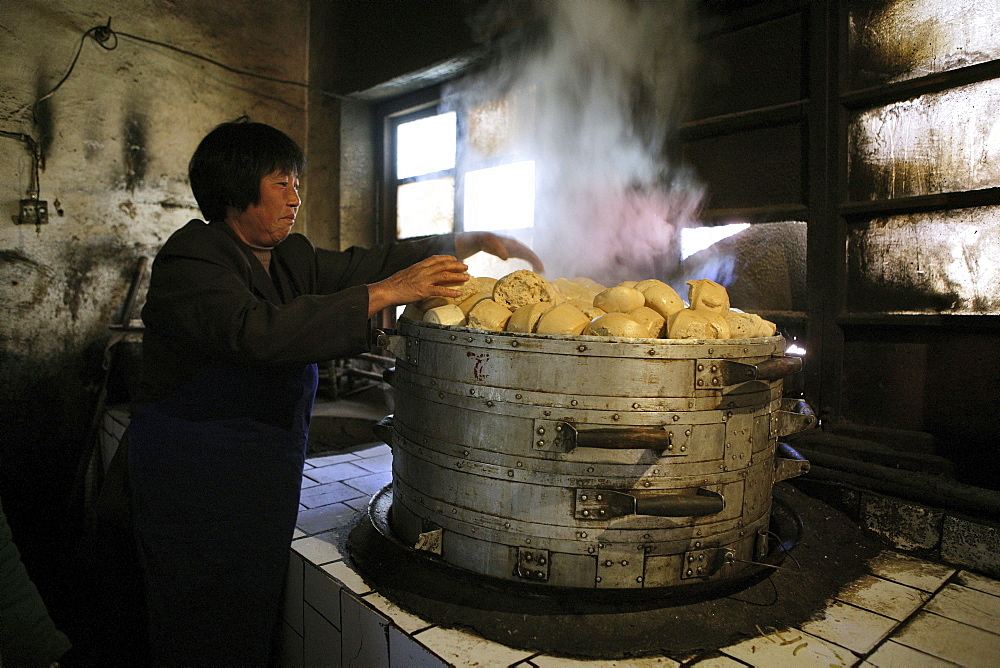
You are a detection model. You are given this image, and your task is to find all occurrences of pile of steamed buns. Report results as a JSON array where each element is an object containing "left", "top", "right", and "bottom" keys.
[{"left": 400, "top": 270, "right": 777, "bottom": 340}]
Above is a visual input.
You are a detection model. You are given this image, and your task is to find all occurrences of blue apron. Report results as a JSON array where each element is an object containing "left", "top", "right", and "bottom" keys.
[{"left": 128, "top": 358, "right": 317, "bottom": 666}]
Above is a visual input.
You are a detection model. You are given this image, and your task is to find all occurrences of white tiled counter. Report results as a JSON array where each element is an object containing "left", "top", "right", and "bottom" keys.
[{"left": 280, "top": 442, "right": 1000, "bottom": 668}]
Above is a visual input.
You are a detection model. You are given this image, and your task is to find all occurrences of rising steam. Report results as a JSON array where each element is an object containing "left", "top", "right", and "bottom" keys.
[{"left": 449, "top": 0, "right": 705, "bottom": 284}]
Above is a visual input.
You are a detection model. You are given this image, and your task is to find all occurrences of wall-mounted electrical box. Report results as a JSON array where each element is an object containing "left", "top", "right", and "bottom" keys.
[{"left": 15, "top": 198, "right": 48, "bottom": 225}]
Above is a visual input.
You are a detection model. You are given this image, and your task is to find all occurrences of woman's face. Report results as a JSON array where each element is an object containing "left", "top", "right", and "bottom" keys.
[{"left": 227, "top": 170, "right": 301, "bottom": 248}]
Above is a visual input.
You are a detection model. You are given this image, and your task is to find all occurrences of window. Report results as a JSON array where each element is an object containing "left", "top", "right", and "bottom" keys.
[{"left": 383, "top": 88, "right": 537, "bottom": 279}]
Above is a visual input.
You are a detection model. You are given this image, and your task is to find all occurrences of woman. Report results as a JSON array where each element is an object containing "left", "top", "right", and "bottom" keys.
[{"left": 127, "top": 119, "right": 542, "bottom": 665}]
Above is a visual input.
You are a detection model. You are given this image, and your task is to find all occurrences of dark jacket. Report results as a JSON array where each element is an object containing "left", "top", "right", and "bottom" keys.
[{"left": 138, "top": 219, "right": 453, "bottom": 406}]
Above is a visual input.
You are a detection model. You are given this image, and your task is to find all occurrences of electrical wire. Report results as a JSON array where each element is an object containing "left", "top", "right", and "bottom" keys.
[
  {"left": 34, "top": 17, "right": 350, "bottom": 108},
  {"left": 0, "top": 130, "right": 41, "bottom": 200}
]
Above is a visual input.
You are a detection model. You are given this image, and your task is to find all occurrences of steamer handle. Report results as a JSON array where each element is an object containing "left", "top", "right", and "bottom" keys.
[
  {"left": 577, "top": 488, "right": 725, "bottom": 519},
  {"left": 636, "top": 488, "right": 725, "bottom": 517},
  {"left": 749, "top": 355, "right": 802, "bottom": 381}
]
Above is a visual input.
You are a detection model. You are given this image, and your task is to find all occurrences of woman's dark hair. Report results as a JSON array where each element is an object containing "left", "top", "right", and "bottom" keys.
[{"left": 188, "top": 118, "right": 306, "bottom": 221}]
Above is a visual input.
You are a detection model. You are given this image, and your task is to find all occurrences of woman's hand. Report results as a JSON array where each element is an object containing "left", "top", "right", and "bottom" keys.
[
  {"left": 366, "top": 255, "right": 470, "bottom": 317},
  {"left": 454, "top": 232, "right": 545, "bottom": 274}
]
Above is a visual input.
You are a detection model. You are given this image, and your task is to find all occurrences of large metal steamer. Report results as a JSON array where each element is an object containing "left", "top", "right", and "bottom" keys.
[{"left": 375, "top": 317, "right": 815, "bottom": 591}]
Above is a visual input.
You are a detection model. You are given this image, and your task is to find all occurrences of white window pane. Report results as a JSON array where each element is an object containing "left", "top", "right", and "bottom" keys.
[
  {"left": 397, "top": 112, "right": 457, "bottom": 179},
  {"left": 463, "top": 161, "right": 535, "bottom": 232},
  {"left": 397, "top": 178, "right": 454, "bottom": 239}
]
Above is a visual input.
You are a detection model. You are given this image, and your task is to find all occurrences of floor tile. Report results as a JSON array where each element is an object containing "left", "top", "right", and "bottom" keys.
[
  {"left": 863, "top": 640, "right": 958, "bottom": 667},
  {"left": 344, "top": 495, "right": 372, "bottom": 512},
  {"left": 413, "top": 626, "right": 535, "bottom": 667},
  {"left": 300, "top": 480, "right": 366, "bottom": 509},
  {"left": 297, "top": 502, "right": 359, "bottom": 535},
  {"left": 867, "top": 551, "right": 955, "bottom": 592},
  {"left": 351, "top": 442, "right": 391, "bottom": 458},
  {"left": 309, "top": 451, "right": 363, "bottom": 467},
  {"left": 353, "top": 453, "right": 393, "bottom": 473},
  {"left": 344, "top": 470, "right": 392, "bottom": 496},
  {"left": 922, "top": 583, "right": 1000, "bottom": 634},
  {"left": 890, "top": 610, "right": 1000, "bottom": 666},
  {"left": 799, "top": 600, "right": 897, "bottom": 654},
  {"left": 835, "top": 574, "right": 930, "bottom": 621},
  {"left": 955, "top": 570, "right": 1000, "bottom": 597},
  {"left": 719, "top": 627, "right": 859, "bottom": 667},
  {"left": 303, "top": 461, "right": 369, "bottom": 485},
  {"left": 291, "top": 532, "right": 344, "bottom": 566}
]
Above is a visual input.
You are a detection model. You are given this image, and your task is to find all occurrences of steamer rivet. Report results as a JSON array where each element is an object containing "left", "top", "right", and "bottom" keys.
[
  {"left": 637, "top": 576, "right": 644, "bottom": 583},
  {"left": 598, "top": 510, "right": 605, "bottom": 516},
  {"left": 526, "top": 539, "right": 531, "bottom": 544},
  {"left": 653, "top": 469, "right": 660, "bottom": 475},
  {"left": 680, "top": 446, "right": 686, "bottom": 452},
  {"left": 643, "top": 534, "right": 651, "bottom": 540},
  {"left": 469, "top": 389, "right": 476, "bottom": 395},
  {"left": 648, "top": 349, "right": 656, "bottom": 356},
  {"left": 643, "top": 481, "right": 651, "bottom": 487},
  {"left": 544, "top": 410, "right": 551, "bottom": 416},
  {"left": 686, "top": 429, "right": 691, "bottom": 436},
  {"left": 511, "top": 340, "right": 519, "bottom": 347},
  {"left": 580, "top": 532, "right": 588, "bottom": 539},
  {"left": 578, "top": 345, "right": 587, "bottom": 352},
  {"left": 697, "top": 566, "right": 704, "bottom": 574},
  {"left": 538, "top": 557, "right": 547, "bottom": 565},
  {"left": 712, "top": 378, "right": 720, "bottom": 386},
  {"left": 697, "top": 364, "right": 705, "bottom": 371},
  {"left": 605, "top": 560, "right": 613, "bottom": 567},
  {"left": 582, "top": 510, "right": 590, "bottom": 517},
  {"left": 673, "top": 415, "right": 680, "bottom": 421},
  {"left": 536, "top": 440, "right": 545, "bottom": 447},
  {"left": 710, "top": 365, "right": 718, "bottom": 373},
  {"left": 667, "top": 444, "right": 674, "bottom": 451},
  {"left": 450, "top": 335, "right": 457, "bottom": 340},
  {"left": 486, "top": 337, "right": 493, "bottom": 344},
  {"left": 505, "top": 522, "right": 511, "bottom": 528},
  {"left": 621, "top": 560, "right": 628, "bottom": 566},
  {"left": 581, "top": 495, "right": 588, "bottom": 501},
  {"left": 571, "top": 400, "right": 578, "bottom": 406},
  {"left": 708, "top": 348, "right": 714, "bottom": 354},
  {"left": 587, "top": 467, "right": 595, "bottom": 473},
  {"left": 613, "top": 414, "right": 620, "bottom": 421},
  {"left": 507, "top": 470, "right": 515, "bottom": 477},
  {"left": 525, "top": 553, "right": 532, "bottom": 561},
  {"left": 632, "top": 403, "right": 640, "bottom": 409},
  {"left": 467, "top": 337, "right": 474, "bottom": 342},
  {"left": 688, "top": 555, "right": 695, "bottom": 562},
  {"left": 686, "top": 569, "right": 693, "bottom": 576},
  {"left": 516, "top": 394, "right": 523, "bottom": 399},
  {"left": 463, "top": 450, "right": 469, "bottom": 455},
  {"left": 516, "top": 461, "right": 523, "bottom": 467},
  {"left": 596, "top": 576, "right": 602, "bottom": 583},
  {"left": 596, "top": 495, "right": 603, "bottom": 501},
  {"left": 486, "top": 401, "right": 494, "bottom": 407},
  {"left": 439, "top": 392, "right": 445, "bottom": 399},
  {"left": 537, "top": 427, "right": 545, "bottom": 435},
  {"left": 695, "top": 541, "right": 702, "bottom": 548}
]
